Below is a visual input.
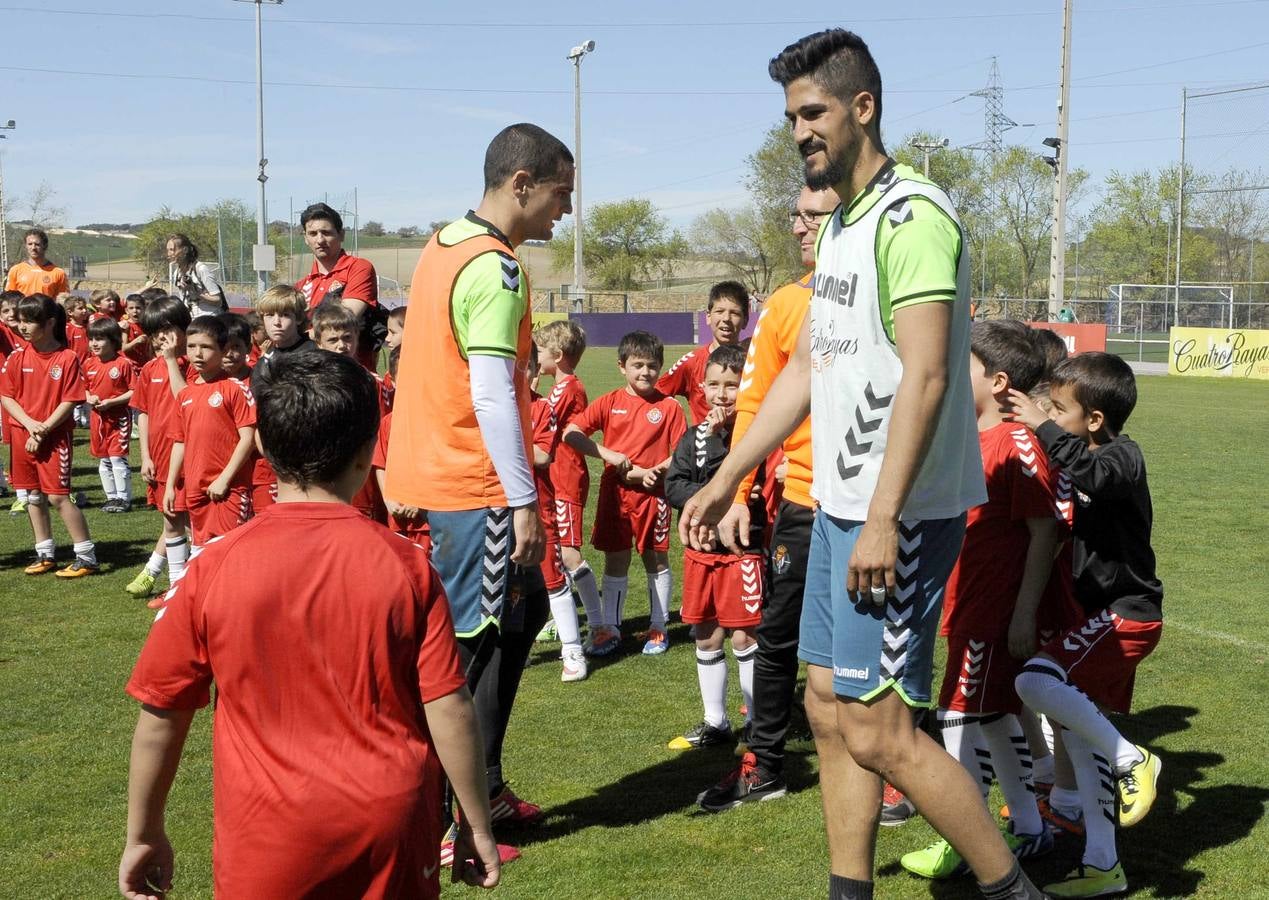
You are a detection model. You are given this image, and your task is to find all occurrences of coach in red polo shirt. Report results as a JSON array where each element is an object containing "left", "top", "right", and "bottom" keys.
[{"left": 295, "top": 202, "right": 379, "bottom": 370}]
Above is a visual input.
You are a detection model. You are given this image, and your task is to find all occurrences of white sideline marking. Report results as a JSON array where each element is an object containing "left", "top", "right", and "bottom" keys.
[{"left": 1168, "top": 620, "right": 1267, "bottom": 653}]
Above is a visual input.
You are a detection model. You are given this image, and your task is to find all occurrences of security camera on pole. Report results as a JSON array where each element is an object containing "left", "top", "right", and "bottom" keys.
[{"left": 567, "top": 39, "right": 596, "bottom": 310}]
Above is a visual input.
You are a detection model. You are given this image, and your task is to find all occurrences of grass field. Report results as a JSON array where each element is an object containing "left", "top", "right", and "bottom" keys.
[{"left": 1, "top": 355, "right": 1267, "bottom": 899}]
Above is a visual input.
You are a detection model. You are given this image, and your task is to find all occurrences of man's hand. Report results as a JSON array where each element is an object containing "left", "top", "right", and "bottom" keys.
[
  {"left": 118, "top": 833, "right": 173, "bottom": 900},
  {"left": 1008, "top": 608, "right": 1038, "bottom": 661},
  {"left": 206, "top": 475, "right": 229, "bottom": 502},
  {"left": 846, "top": 516, "right": 898, "bottom": 605},
  {"left": 1004, "top": 388, "right": 1049, "bottom": 431},
  {"left": 510, "top": 504, "right": 546, "bottom": 567},
  {"left": 680, "top": 475, "right": 740, "bottom": 551},
  {"left": 140, "top": 456, "right": 157, "bottom": 485},
  {"left": 715, "top": 503, "right": 752, "bottom": 555},
  {"left": 449, "top": 820, "right": 501, "bottom": 889}
]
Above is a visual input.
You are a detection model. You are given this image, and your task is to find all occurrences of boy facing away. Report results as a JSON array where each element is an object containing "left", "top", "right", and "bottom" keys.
[
  {"left": 657, "top": 280, "right": 749, "bottom": 423},
  {"left": 564, "top": 330, "right": 687, "bottom": 656},
  {"left": 119, "top": 350, "right": 499, "bottom": 900},
  {"left": 665, "top": 343, "right": 767, "bottom": 749},
  {"left": 1009, "top": 352, "right": 1165, "bottom": 899}
]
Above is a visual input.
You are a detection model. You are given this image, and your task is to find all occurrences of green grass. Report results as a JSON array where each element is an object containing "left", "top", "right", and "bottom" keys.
[{"left": 2, "top": 358, "right": 1267, "bottom": 898}]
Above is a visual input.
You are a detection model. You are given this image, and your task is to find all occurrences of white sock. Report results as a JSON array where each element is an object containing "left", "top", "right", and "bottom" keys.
[
  {"left": 601, "top": 575, "right": 627, "bottom": 630},
  {"left": 733, "top": 642, "right": 756, "bottom": 722},
  {"left": 696, "top": 647, "right": 728, "bottom": 727},
  {"left": 17, "top": 488, "right": 30, "bottom": 503},
  {"left": 1032, "top": 750, "right": 1056, "bottom": 787},
  {"left": 648, "top": 567, "right": 672, "bottom": 631},
  {"left": 1016, "top": 661, "right": 1142, "bottom": 772},
  {"left": 981, "top": 714, "right": 1043, "bottom": 836},
  {"left": 548, "top": 584, "right": 581, "bottom": 650},
  {"left": 1041, "top": 713, "right": 1057, "bottom": 755},
  {"left": 35, "top": 538, "right": 55, "bottom": 559},
  {"left": 1048, "top": 785, "right": 1083, "bottom": 821},
  {"left": 73, "top": 539, "right": 97, "bottom": 567},
  {"left": 98, "top": 458, "right": 115, "bottom": 499},
  {"left": 111, "top": 457, "right": 131, "bottom": 503},
  {"left": 939, "top": 708, "right": 992, "bottom": 801},
  {"left": 570, "top": 563, "right": 603, "bottom": 630},
  {"left": 166, "top": 537, "right": 190, "bottom": 581},
  {"left": 1062, "top": 728, "right": 1119, "bottom": 871},
  {"left": 145, "top": 551, "right": 166, "bottom": 577}
]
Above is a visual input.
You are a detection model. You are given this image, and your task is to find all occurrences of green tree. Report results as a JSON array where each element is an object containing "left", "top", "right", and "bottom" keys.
[
  {"left": 551, "top": 199, "right": 684, "bottom": 290},
  {"left": 991, "top": 146, "right": 1089, "bottom": 297},
  {"left": 133, "top": 199, "right": 290, "bottom": 285},
  {"left": 362, "top": 220, "right": 385, "bottom": 237},
  {"left": 745, "top": 122, "right": 804, "bottom": 213},
  {"left": 689, "top": 205, "right": 797, "bottom": 294}
]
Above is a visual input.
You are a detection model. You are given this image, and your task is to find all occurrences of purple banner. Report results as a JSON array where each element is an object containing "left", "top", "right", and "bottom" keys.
[{"left": 570, "top": 312, "right": 696, "bottom": 347}]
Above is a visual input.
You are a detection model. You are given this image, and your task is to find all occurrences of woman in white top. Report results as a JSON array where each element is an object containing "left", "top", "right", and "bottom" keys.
[{"left": 166, "top": 233, "right": 227, "bottom": 317}]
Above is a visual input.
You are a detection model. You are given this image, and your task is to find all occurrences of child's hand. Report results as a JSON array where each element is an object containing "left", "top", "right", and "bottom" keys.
[
  {"left": 1004, "top": 389, "right": 1049, "bottom": 431},
  {"left": 29, "top": 419, "right": 49, "bottom": 437},
  {"left": 623, "top": 465, "right": 648, "bottom": 486},
  {"left": 25, "top": 434, "right": 41, "bottom": 454},
  {"left": 140, "top": 457, "right": 157, "bottom": 485},
  {"left": 450, "top": 820, "right": 501, "bottom": 889},
  {"left": 388, "top": 501, "right": 422, "bottom": 522},
  {"left": 640, "top": 468, "right": 662, "bottom": 489},
  {"left": 704, "top": 406, "right": 728, "bottom": 434},
  {"left": 1007, "top": 609, "right": 1038, "bottom": 660},
  {"left": 86, "top": 393, "right": 100, "bottom": 407},
  {"left": 118, "top": 831, "right": 174, "bottom": 900},
  {"left": 206, "top": 476, "right": 230, "bottom": 501},
  {"left": 162, "top": 486, "right": 177, "bottom": 516},
  {"left": 775, "top": 458, "right": 789, "bottom": 484},
  {"left": 600, "top": 448, "right": 631, "bottom": 475},
  {"left": 156, "top": 330, "right": 179, "bottom": 360}
]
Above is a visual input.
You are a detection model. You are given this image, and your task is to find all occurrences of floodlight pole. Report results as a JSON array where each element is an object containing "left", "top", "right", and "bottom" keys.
[
  {"left": 911, "top": 137, "right": 948, "bottom": 179},
  {"left": 1175, "top": 86, "right": 1187, "bottom": 325},
  {"left": 237, "top": 0, "right": 282, "bottom": 296},
  {"left": 1046, "top": 0, "right": 1073, "bottom": 320},
  {"left": 568, "top": 40, "right": 596, "bottom": 307},
  {"left": 0, "top": 120, "right": 14, "bottom": 277}
]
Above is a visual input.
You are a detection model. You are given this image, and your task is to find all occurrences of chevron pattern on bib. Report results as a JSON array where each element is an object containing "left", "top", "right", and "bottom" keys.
[
  {"left": 498, "top": 253, "right": 520, "bottom": 292},
  {"left": 481, "top": 507, "right": 511, "bottom": 621},
  {"left": 693, "top": 424, "right": 709, "bottom": 467},
  {"left": 836, "top": 381, "right": 894, "bottom": 481},
  {"left": 880, "top": 521, "right": 921, "bottom": 682}
]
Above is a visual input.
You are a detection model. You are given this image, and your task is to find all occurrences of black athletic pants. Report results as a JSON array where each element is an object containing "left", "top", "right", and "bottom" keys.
[{"left": 749, "top": 499, "right": 815, "bottom": 776}]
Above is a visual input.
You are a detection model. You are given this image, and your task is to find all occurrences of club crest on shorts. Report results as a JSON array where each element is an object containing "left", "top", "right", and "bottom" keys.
[
  {"left": 771, "top": 544, "right": 790, "bottom": 575},
  {"left": 208, "top": 391, "right": 224, "bottom": 408},
  {"left": 646, "top": 408, "right": 663, "bottom": 425},
  {"left": 49, "top": 365, "right": 63, "bottom": 381}
]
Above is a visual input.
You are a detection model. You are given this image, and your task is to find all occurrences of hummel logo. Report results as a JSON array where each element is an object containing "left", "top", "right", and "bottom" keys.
[{"left": 834, "top": 665, "right": 870, "bottom": 680}]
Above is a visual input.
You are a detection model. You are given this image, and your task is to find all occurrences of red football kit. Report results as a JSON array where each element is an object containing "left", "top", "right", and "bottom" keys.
[
  {"left": 939, "top": 424, "right": 1074, "bottom": 715},
  {"left": 296, "top": 251, "right": 379, "bottom": 370},
  {"left": 122, "top": 319, "right": 153, "bottom": 370},
  {"left": 372, "top": 411, "right": 430, "bottom": 552},
  {"left": 65, "top": 322, "right": 90, "bottom": 361},
  {"left": 246, "top": 368, "right": 277, "bottom": 511},
  {"left": 531, "top": 392, "right": 566, "bottom": 590},
  {"left": 132, "top": 356, "right": 194, "bottom": 510},
  {"left": 681, "top": 548, "right": 766, "bottom": 628},
  {"left": 85, "top": 355, "right": 135, "bottom": 458},
  {"left": 544, "top": 373, "right": 590, "bottom": 549},
  {"left": 571, "top": 387, "right": 686, "bottom": 553},
  {"left": 126, "top": 503, "right": 466, "bottom": 900},
  {"left": 172, "top": 374, "right": 257, "bottom": 544},
  {"left": 656, "top": 343, "right": 711, "bottom": 423},
  {"left": 350, "top": 375, "right": 390, "bottom": 523},
  {"left": 0, "top": 345, "right": 84, "bottom": 494}
]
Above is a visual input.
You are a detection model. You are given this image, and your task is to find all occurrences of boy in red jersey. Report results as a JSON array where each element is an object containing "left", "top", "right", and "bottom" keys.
[
  {"left": 121, "top": 294, "right": 153, "bottom": 370},
  {"left": 125, "top": 298, "right": 194, "bottom": 600},
  {"left": 900, "top": 321, "right": 1064, "bottom": 880},
  {"left": 373, "top": 349, "right": 430, "bottom": 553},
  {"left": 534, "top": 319, "right": 604, "bottom": 645},
  {"left": 120, "top": 350, "right": 500, "bottom": 900},
  {"left": 216, "top": 313, "right": 254, "bottom": 381},
  {"left": 564, "top": 330, "right": 687, "bottom": 656},
  {"left": 0, "top": 294, "right": 98, "bottom": 576},
  {"left": 63, "top": 295, "right": 91, "bottom": 360},
  {"left": 85, "top": 318, "right": 136, "bottom": 513},
  {"left": 656, "top": 280, "right": 748, "bottom": 424},
  {"left": 165, "top": 316, "right": 257, "bottom": 547}
]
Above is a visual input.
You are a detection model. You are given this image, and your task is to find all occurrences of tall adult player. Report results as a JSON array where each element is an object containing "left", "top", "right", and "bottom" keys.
[{"left": 682, "top": 31, "right": 1046, "bottom": 900}]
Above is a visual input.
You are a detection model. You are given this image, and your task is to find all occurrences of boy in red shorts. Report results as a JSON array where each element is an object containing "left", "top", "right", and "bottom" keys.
[
  {"left": 1009, "top": 352, "right": 1165, "bottom": 899},
  {"left": 121, "top": 293, "right": 153, "bottom": 370},
  {"left": 665, "top": 343, "right": 766, "bottom": 748},
  {"left": 657, "top": 280, "right": 748, "bottom": 423},
  {"left": 119, "top": 350, "right": 500, "bottom": 900},
  {"left": 85, "top": 317, "right": 136, "bottom": 512},
  {"left": 165, "top": 316, "right": 257, "bottom": 547},
  {"left": 563, "top": 330, "right": 687, "bottom": 656},
  {"left": 126, "top": 297, "right": 193, "bottom": 600},
  {"left": 0, "top": 294, "right": 98, "bottom": 576}
]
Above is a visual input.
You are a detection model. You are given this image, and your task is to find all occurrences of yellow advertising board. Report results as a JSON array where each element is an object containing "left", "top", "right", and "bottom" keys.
[
  {"left": 531, "top": 311, "right": 567, "bottom": 328},
  {"left": 1168, "top": 327, "right": 1269, "bottom": 380}
]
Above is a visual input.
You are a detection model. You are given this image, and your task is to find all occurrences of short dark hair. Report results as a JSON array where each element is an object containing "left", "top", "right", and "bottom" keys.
[
  {"left": 769, "top": 29, "right": 883, "bottom": 131},
  {"left": 139, "top": 286, "right": 169, "bottom": 304},
  {"left": 23, "top": 227, "right": 49, "bottom": 248},
  {"left": 387, "top": 306, "right": 407, "bottom": 325},
  {"left": 186, "top": 314, "right": 229, "bottom": 349},
  {"left": 140, "top": 296, "right": 192, "bottom": 336},
  {"left": 1, "top": 289, "right": 24, "bottom": 306},
  {"left": 706, "top": 342, "right": 746, "bottom": 375},
  {"left": 617, "top": 330, "right": 664, "bottom": 367},
  {"left": 311, "top": 301, "right": 359, "bottom": 338},
  {"left": 257, "top": 351, "right": 379, "bottom": 490},
  {"left": 707, "top": 280, "right": 750, "bottom": 326},
  {"left": 971, "top": 320, "right": 1046, "bottom": 394},
  {"left": 87, "top": 316, "right": 123, "bottom": 349},
  {"left": 300, "top": 202, "right": 343, "bottom": 233},
  {"left": 483, "top": 123, "right": 574, "bottom": 193},
  {"left": 16, "top": 294, "right": 67, "bottom": 346},
  {"left": 1030, "top": 326, "right": 1069, "bottom": 377},
  {"left": 218, "top": 312, "right": 253, "bottom": 349},
  {"left": 1049, "top": 352, "right": 1137, "bottom": 434}
]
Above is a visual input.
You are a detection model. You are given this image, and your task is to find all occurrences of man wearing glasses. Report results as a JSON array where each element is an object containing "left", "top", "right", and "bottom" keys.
[{"left": 696, "top": 185, "right": 839, "bottom": 811}]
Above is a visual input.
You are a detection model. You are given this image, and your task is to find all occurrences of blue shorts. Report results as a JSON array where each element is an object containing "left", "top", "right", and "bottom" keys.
[
  {"left": 799, "top": 511, "right": 966, "bottom": 706},
  {"left": 428, "top": 507, "right": 545, "bottom": 638}
]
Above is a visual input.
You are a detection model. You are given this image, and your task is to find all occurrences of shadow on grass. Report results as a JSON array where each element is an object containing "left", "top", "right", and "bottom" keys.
[{"left": 0, "top": 536, "right": 153, "bottom": 572}]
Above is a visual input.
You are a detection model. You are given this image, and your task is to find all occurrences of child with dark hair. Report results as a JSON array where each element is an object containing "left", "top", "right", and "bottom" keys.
[
  {"left": 1030, "top": 327, "right": 1070, "bottom": 378},
  {"left": 121, "top": 293, "right": 153, "bottom": 370},
  {"left": 217, "top": 312, "right": 255, "bottom": 380},
  {"left": 563, "top": 330, "right": 687, "bottom": 655},
  {"left": 665, "top": 342, "right": 767, "bottom": 748},
  {"left": 0, "top": 294, "right": 98, "bottom": 576},
  {"left": 120, "top": 350, "right": 500, "bottom": 900},
  {"left": 85, "top": 317, "right": 136, "bottom": 512},
  {"left": 244, "top": 311, "right": 266, "bottom": 366},
  {"left": 658, "top": 280, "right": 749, "bottom": 423},
  {"left": 1008, "top": 352, "right": 1164, "bottom": 898},
  {"left": 165, "top": 316, "right": 257, "bottom": 548}
]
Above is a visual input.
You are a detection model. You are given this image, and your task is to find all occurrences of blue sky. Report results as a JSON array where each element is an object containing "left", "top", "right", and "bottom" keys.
[{"left": 0, "top": 0, "right": 1266, "bottom": 230}]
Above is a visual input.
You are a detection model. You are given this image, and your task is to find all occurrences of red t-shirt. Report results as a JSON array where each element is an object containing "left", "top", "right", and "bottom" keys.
[
  {"left": 0, "top": 321, "right": 23, "bottom": 357},
  {"left": 545, "top": 373, "right": 589, "bottom": 503},
  {"left": 297, "top": 252, "right": 379, "bottom": 370},
  {"left": 65, "top": 322, "right": 90, "bottom": 361},
  {"left": 122, "top": 319, "right": 153, "bottom": 369},
  {"left": 572, "top": 387, "right": 687, "bottom": 480},
  {"left": 656, "top": 343, "right": 711, "bottom": 423},
  {"left": 942, "top": 423, "right": 1068, "bottom": 640},
  {"left": 372, "top": 412, "right": 428, "bottom": 544},
  {"left": 85, "top": 353, "right": 136, "bottom": 434},
  {"left": 0, "top": 344, "right": 85, "bottom": 441},
  {"left": 132, "top": 356, "right": 195, "bottom": 480},
  {"left": 172, "top": 375, "right": 257, "bottom": 498},
  {"left": 530, "top": 392, "right": 560, "bottom": 532},
  {"left": 126, "top": 503, "right": 465, "bottom": 899}
]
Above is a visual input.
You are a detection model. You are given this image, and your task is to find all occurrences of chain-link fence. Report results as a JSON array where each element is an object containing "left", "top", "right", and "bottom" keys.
[{"left": 536, "top": 290, "right": 709, "bottom": 314}]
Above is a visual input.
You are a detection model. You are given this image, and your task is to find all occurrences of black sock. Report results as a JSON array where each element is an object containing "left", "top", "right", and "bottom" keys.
[
  {"left": 829, "top": 874, "right": 873, "bottom": 900},
  {"left": 979, "top": 861, "right": 1045, "bottom": 899}
]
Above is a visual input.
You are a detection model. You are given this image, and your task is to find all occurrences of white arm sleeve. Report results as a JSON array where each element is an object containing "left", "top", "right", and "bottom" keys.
[{"left": 469, "top": 353, "right": 537, "bottom": 508}]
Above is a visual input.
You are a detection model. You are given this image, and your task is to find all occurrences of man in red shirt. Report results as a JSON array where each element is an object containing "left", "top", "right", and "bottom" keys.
[
  {"left": 120, "top": 350, "right": 499, "bottom": 900},
  {"left": 295, "top": 202, "right": 380, "bottom": 370}
]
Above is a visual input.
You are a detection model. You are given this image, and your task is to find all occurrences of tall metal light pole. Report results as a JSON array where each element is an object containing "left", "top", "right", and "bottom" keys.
[
  {"left": 1045, "top": 0, "right": 1074, "bottom": 319},
  {"left": 236, "top": 0, "right": 282, "bottom": 295},
  {"left": 567, "top": 40, "right": 596, "bottom": 307},
  {"left": 910, "top": 137, "right": 948, "bottom": 178},
  {"left": 0, "top": 119, "right": 14, "bottom": 278}
]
